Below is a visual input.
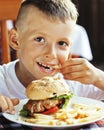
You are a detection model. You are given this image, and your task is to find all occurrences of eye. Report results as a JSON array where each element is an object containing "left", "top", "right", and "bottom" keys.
[
  {"left": 58, "top": 41, "right": 69, "bottom": 47},
  {"left": 34, "top": 37, "right": 45, "bottom": 43}
]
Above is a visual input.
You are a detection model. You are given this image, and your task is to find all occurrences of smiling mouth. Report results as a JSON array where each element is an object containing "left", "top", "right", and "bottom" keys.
[{"left": 37, "top": 62, "right": 53, "bottom": 71}]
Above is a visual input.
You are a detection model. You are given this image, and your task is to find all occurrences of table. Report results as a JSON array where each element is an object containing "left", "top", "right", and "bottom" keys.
[{"left": 0, "top": 113, "right": 104, "bottom": 130}]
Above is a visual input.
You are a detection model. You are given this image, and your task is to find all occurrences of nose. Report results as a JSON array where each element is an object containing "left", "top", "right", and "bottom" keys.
[{"left": 44, "top": 45, "right": 57, "bottom": 60}]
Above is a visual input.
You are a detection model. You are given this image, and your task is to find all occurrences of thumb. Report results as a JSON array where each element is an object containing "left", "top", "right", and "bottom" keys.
[{"left": 11, "top": 98, "right": 19, "bottom": 106}]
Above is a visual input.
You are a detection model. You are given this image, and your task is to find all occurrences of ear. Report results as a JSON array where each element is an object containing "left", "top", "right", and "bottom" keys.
[{"left": 9, "top": 28, "right": 20, "bottom": 51}]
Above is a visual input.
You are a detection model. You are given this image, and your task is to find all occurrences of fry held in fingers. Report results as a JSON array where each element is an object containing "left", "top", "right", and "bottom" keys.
[{"left": 52, "top": 65, "right": 60, "bottom": 70}]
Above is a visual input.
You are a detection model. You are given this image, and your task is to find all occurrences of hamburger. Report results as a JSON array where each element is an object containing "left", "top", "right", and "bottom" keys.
[{"left": 19, "top": 76, "right": 73, "bottom": 117}]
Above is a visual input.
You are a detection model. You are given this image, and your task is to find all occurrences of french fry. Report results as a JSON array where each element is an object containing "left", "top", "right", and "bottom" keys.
[
  {"left": 52, "top": 65, "right": 60, "bottom": 69},
  {"left": 18, "top": 102, "right": 104, "bottom": 126}
]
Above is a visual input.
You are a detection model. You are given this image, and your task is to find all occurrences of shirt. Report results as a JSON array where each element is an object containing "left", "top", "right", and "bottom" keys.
[
  {"left": 0, "top": 60, "right": 104, "bottom": 100},
  {"left": 0, "top": 60, "right": 26, "bottom": 99}
]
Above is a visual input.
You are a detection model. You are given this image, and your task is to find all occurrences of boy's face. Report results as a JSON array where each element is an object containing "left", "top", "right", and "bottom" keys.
[{"left": 15, "top": 7, "right": 75, "bottom": 80}]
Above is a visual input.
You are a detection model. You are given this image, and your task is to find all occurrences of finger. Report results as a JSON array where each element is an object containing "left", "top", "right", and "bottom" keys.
[
  {"left": 63, "top": 70, "right": 84, "bottom": 80},
  {"left": 11, "top": 98, "right": 19, "bottom": 106},
  {"left": 62, "top": 58, "right": 83, "bottom": 68},
  {"left": 66, "top": 76, "right": 91, "bottom": 84},
  {"left": 5, "top": 97, "right": 15, "bottom": 113},
  {"left": 0, "top": 96, "right": 19, "bottom": 114},
  {"left": 61, "top": 64, "right": 83, "bottom": 74},
  {"left": 0, "top": 95, "right": 9, "bottom": 112}
]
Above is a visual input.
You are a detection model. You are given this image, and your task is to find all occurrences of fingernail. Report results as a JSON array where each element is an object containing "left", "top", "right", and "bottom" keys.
[
  {"left": 4, "top": 109, "right": 10, "bottom": 113},
  {"left": 11, "top": 110, "right": 15, "bottom": 114},
  {"left": 4, "top": 109, "right": 15, "bottom": 114}
]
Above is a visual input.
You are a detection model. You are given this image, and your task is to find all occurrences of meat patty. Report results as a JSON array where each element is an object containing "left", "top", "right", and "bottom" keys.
[{"left": 25, "top": 99, "right": 59, "bottom": 113}]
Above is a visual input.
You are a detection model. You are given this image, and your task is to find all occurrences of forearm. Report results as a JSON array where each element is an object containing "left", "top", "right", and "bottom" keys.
[{"left": 93, "top": 68, "right": 104, "bottom": 91}]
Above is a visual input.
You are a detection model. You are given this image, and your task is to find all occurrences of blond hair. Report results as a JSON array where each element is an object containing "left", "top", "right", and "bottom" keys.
[{"left": 15, "top": 0, "right": 78, "bottom": 29}]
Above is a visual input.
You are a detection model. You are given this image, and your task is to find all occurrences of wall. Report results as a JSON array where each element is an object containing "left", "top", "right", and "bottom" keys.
[{"left": 72, "top": 0, "right": 104, "bottom": 67}]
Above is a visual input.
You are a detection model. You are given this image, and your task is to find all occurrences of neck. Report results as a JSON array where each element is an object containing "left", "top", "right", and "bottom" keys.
[{"left": 15, "top": 62, "right": 35, "bottom": 88}]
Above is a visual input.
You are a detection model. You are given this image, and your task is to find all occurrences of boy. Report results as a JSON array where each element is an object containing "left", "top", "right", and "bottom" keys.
[{"left": 0, "top": 0, "right": 104, "bottom": 114}]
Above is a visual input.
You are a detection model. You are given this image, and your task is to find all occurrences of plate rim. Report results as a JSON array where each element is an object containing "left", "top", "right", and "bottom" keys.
[{"left": 2, "top": 96, "right": 104, "bottom": 128}]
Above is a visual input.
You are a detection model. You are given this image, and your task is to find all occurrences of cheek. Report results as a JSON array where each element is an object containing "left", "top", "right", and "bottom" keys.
[
  {"left": 58, "top": 53, "right": 69, "bottom": 64},
  {"left": 57, "top": 47, "right": 71, "bottom": 63}
]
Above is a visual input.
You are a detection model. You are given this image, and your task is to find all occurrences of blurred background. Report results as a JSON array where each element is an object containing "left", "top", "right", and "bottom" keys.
[{"left": 72, "top": 0, "right": 104, "bottom": 70}]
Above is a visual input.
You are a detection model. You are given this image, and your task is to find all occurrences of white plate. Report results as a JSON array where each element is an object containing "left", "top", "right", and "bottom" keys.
[{"left": 2, "top": 96, "right": 104, "bottom": 129}]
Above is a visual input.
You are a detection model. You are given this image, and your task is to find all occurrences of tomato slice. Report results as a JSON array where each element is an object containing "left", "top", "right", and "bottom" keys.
[{"left": 42, "top": 106, "right": 59, "bottom": 114}]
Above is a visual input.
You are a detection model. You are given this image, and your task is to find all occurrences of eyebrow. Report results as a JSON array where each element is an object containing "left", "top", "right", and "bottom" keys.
[{"left": 29, "top": 29, "right": 49, "bottom": 37}]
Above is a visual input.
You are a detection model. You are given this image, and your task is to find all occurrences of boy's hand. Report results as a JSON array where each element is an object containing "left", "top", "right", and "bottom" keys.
[
  {"left": 60, "top": 58, "right": 98, "bottom": 85},
  {"left": 0, "top": 95, "right": 19, "bottom": 114}
]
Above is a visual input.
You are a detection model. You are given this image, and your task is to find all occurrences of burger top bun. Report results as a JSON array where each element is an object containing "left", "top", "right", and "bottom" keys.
[{"left": 26, "top": 76, "right": 70, "bottom": 100}]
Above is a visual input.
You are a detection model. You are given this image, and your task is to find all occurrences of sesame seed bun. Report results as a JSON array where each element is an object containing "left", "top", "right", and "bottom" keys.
[{"left": 26, "top": 76, "right": 70, "bottom": 100}]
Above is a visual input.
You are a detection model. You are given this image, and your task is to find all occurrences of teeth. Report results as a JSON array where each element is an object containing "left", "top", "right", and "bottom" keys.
[{"left": 38, "top": 62, "right": 53, "bottom": 70}]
